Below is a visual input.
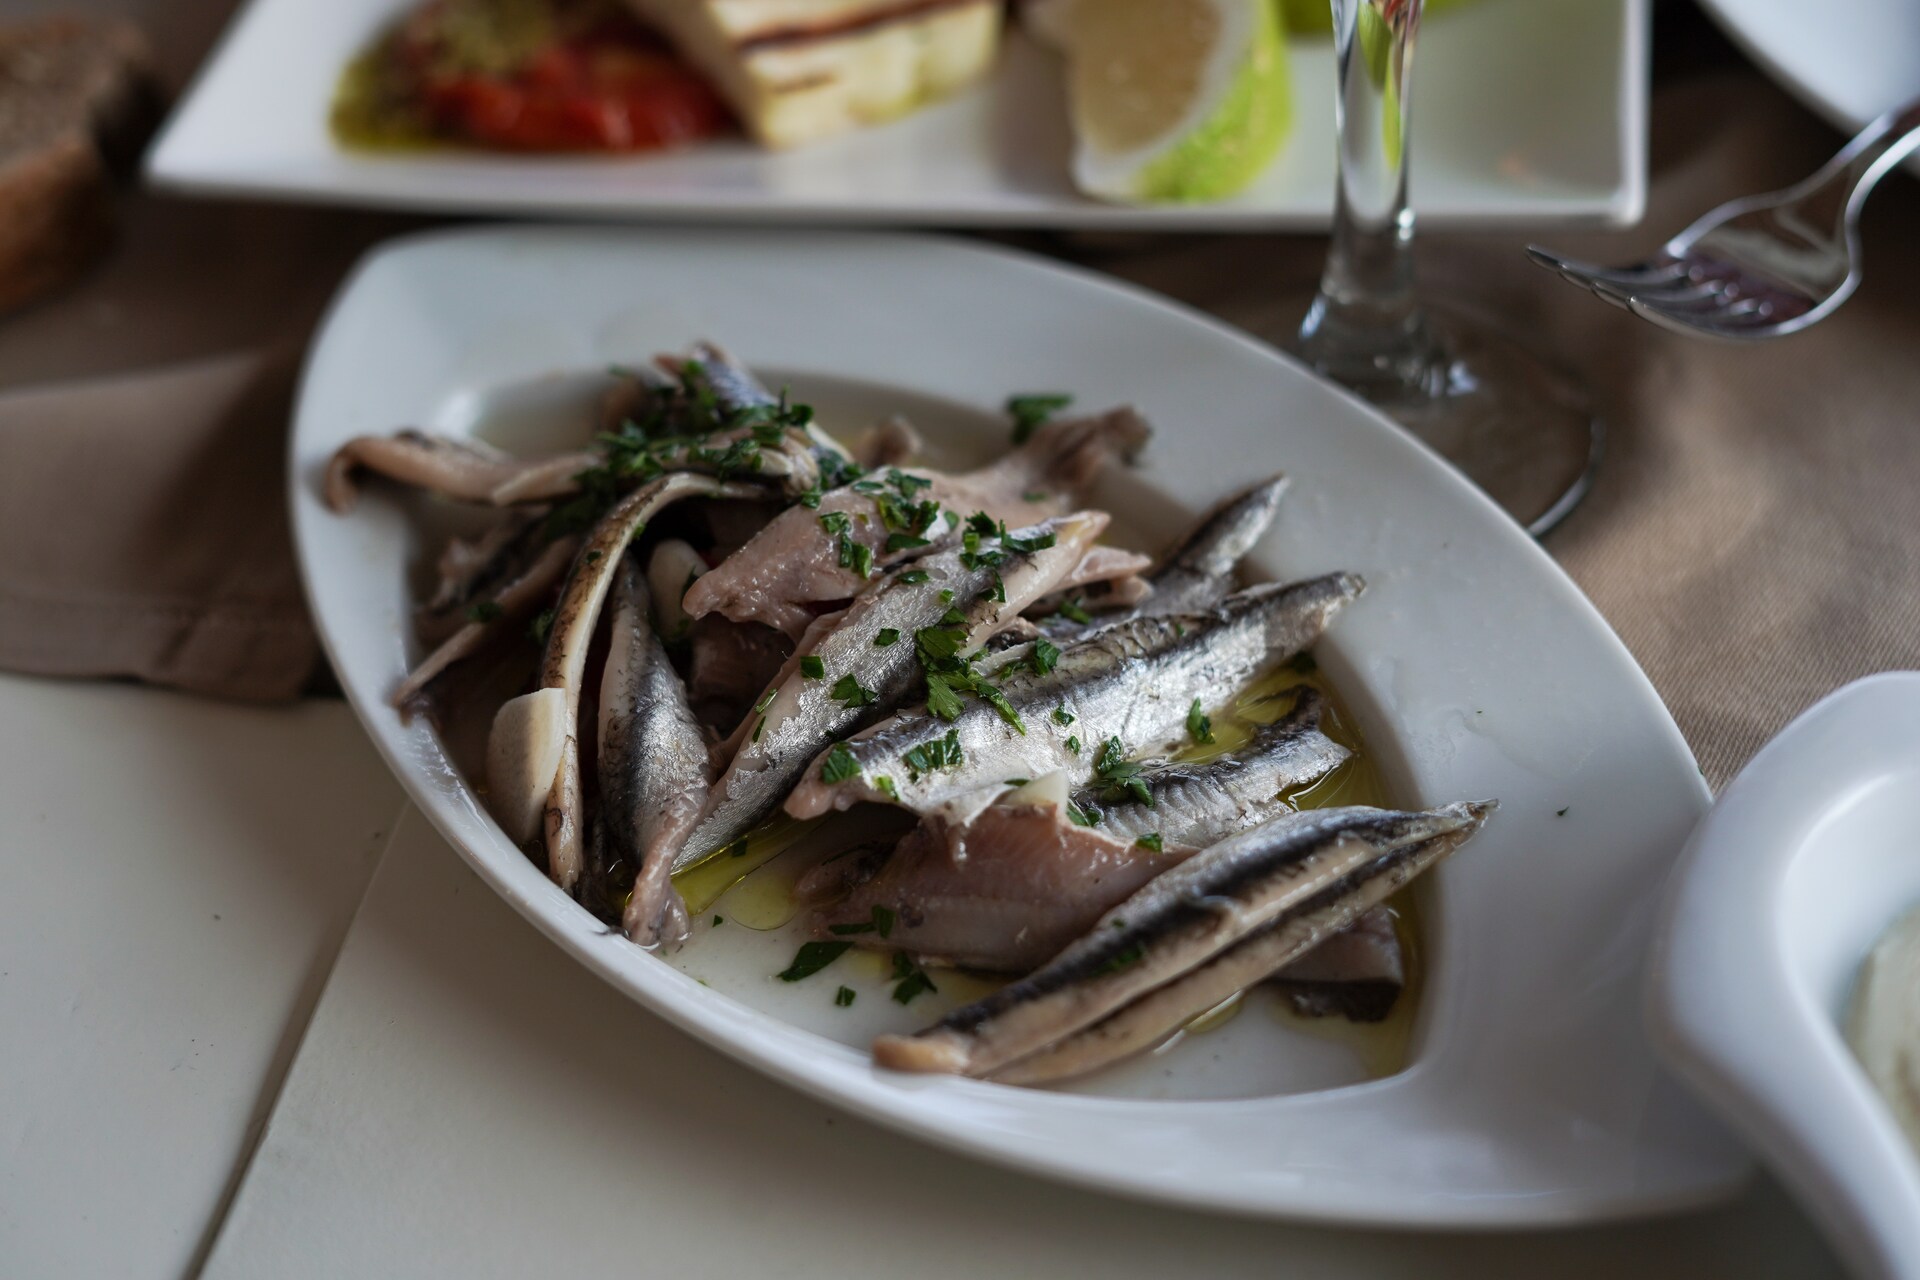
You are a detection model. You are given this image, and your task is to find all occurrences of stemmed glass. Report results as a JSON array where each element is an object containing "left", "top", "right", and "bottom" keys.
[{"left": 1293, "top": 0, "right": 1600, "bottom": 536}]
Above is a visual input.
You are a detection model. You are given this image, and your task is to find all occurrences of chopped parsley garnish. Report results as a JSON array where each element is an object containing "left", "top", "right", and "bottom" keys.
[
  {"left": 1057, "top": 596, "right": 1093, "bottom": 625},
  {"left": 834, "top": 986, "right": 856, "bottom": 1007},
  {"left": 1134, "top": 833, "right": 1164, "bottom": 853},
  {"left": 466, "top": 600, "right": 503, "bottom": 624},
  {"left": 712, "top": 915, "right": 724, "bottom": 927},
  {"left": 1003, "top": 778, "right": 1030, "bottom": 788},
  {"left": 939, "top": 589, "right": 955, "bottom": 604},
  {"left": 820, "top": 742, "right": 862, "bottom": 783},
  {"left": 1003, "top": 530, "right": 1057, "bottom": 556},
  {"left": 924, "top": 672, "right": 965, "bottom": 721},
  {"left": 819, "top": 511, "right": 851, "bottom": 536},
  {"left": 874, "top": 628, "right": 900, "bottom": 647},
  {"left": 1007, "top": 392, "right": 1074, "bottom": 445},
  {"left": 903, "top": 729, "right": 964, "bottom": 780},
  {"left": 837, "top": 535, "right": 874, "bottom": 578},
  {"left": 754, "top": 686, "right": 778, "bottom": 713},
  {"left": 829, "top": 905, "right": 896, "bottom": 938},
  {"left": 1556, "top": 806, "right": 1570, "bottom": 817},
  {"left": 830, "top": 674, "right": 877, "bottom": 708},
  {"left": 1065, "top": 735, "right": 1081, "bottom": 754},
  {"left": 886, "top": 533, "right": 929, "bottom": 552},
  {"left": 1093, "top": 736, "right": 1153, "bottom": 807},
  {"left": 1052, "top": 706, "right": 1075, "bottom": 726},
  {"left": 777, "top": 941, "right": 852, "bottom": 982},
  {"left": 1066, "top": 801, "right": 1099, "bottom": 827},
  {"left": 898, "top": 569, "right": 930, "bottom": 585},
  {"left": 1187, "top": 698, "right": 1215, "bottom": 745},
  {"left": 1029, "top": 638, "right": 1060, "bottom": 675},
  {"left": 800, "top": 655, "right": 826, "bottom": 679},
  {"left": 890, "top": 951, "right": 938, "bottom": 1004},
  {"left": 874, "top": 776, "right": 899, "bottom": 800}
]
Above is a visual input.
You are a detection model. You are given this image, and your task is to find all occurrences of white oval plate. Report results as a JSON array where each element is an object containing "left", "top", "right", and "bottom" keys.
[
  {"left": 1648, "top": 673, "right": 1920, "bottom": 1279},
  {"left": 291, "top": 225, "right": 1745, "bottom": 1226}
]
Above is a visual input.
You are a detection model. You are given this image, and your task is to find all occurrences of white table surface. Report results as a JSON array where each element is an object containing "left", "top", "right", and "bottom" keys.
[
  {"left": 197, "top": 808, "right": 1850, "bottom": 1279},
  {"left": 0, "top": 674, "right": 401, "bottom": 1280}
]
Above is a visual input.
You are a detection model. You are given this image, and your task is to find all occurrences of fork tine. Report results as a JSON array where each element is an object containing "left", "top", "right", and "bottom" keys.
[{"left": 1526, "top": 246, "right": 1684, "bottom": 291}]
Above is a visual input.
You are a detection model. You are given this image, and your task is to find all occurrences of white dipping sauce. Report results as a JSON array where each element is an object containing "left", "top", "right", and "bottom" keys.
[{"left": 1847, "top": 901, "right": 1920, "bottom": 1156}]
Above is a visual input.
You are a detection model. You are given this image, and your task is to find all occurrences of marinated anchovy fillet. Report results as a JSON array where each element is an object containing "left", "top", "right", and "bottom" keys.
[
  {"left": 324, "top": 429, "right": 598, "bottom": 512},
  {"left": 598, "top": 561, "right": 710, "bottom": 948},
  {"left": 391, "top": 533, "right": 578, "bottom": 712},
  {"left": 808, "top": 693, "right": 1349, "bottom": 970},
  {"left": 1043, "top": 472, "right": 1288, "bottom": 638},
  {"left": 670, "top": 512, "right": 1108, "bottom": 870},
  {"left": 785, "top": 573, "right": 1363, "bottom": 825},
  {"left": 871, "top": 802, "right": 1491, "bottom": 1077},
  {"left": 486, "top": 472, "right": 765, "bottom": 892},
  {"left": 990, "top": 811, "right": 1488, "bottom": 1083},
  {"left": 683, "top": 406, "right": 1150, "bottom": 638}
]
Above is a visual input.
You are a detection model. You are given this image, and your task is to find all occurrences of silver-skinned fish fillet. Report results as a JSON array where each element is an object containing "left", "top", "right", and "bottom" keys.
[
  {"left": 806, "top": 693, "right": 1350, "bottom": 970},
  {"left": 669, "top": 512, "right": 1108, "bottom": 871},
  {"left": 871, "top": 802, "right": 1492, "bottom": 1077},
  {"left": 784, "top": 573, "right": 1363, "bottom": 827},
  {"left": 598, "top": 560, "right": 710, "bottom": 948},
  {"left": 1043, "top": 472, "right": 1288, "bottom": 639},
  {"left": 682, "top": 406, "right": 1151, "bottom": 639},
  {"left": 323, "top": 430, "right": 598, "bottom": 513},
  {"left": 390, "top": 534, "right": 579, "bottom": 712},
  {"left": 485, "top": 472, "right": 765, "bottom": 892},
  {"left": 988, "top": 810, "right": 1486, "bottom": 1084}
]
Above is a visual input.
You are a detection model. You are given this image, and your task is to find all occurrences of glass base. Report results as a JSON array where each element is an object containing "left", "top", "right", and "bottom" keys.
[{"left": 1290, "top": 301, "right": 1602, "bottom": 538}]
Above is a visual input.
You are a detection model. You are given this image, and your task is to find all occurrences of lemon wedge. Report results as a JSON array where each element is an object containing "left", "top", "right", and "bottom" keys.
[{"left": 1031, "top": 0, "right": 1290, "bottom": 204}]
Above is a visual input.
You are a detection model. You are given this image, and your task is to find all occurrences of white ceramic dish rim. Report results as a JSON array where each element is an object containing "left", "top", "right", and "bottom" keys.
[
  {"left": 1695, "top": 0, "right": 1920, "bottom": 179},
  {"left": 1647, "top": 673, "right": 1920, "bottom": 1280},
  {"left": 148, "top": 0, "right": 1648, "bottom": 230},
  {"left": 290, "top": 223, "right": 1744, "bottom": 1226}
]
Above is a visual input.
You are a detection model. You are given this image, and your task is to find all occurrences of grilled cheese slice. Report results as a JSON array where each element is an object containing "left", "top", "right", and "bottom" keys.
[{"left": 627, "top": 0, "right": 1002, "bottom": 147}]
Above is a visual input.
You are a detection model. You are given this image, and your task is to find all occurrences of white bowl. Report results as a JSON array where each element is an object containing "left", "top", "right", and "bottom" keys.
[{"left": 1648, "top": 673, "right": 1920, "bottom": 1280}]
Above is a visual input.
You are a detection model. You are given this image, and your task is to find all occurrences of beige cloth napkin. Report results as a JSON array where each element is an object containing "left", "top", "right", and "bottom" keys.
[{"left": 1, "top": 8, "right": 1915, "bottom": 782}]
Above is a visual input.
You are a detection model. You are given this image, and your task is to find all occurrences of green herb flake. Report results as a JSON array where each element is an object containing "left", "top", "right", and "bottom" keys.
[
  {"left": 831, "top": 674, "right": 877, "bottom": 709},
  {"left": 874, "top": 628, "right": 900, "bottom": 647},
  {"left": 898, "top": 570, "right": 930, "bottom": 585},
  {"left": 1134, "top": 833, "right": 1164, "bottom": 853},
  {"left": 820, "top": 742, "right": 862, "bottom": 784},
  {"left": 1094, "top": 736, "right": 1153, "bottom": 807},
  {"left": 872, "top": 905, "right": 896, "bottom": 939},
  {"left": 1029, "top": 638, "right": 1061, "bottom": 676},
  {"left": 800, "top": 655, "right": 826, "bottom": 679},
  {"left": 754, "top": 686, "right": 779, "bottom": 713},
  {"left": 1057, "top": 596, "right": 1093, "bottom": 625},
  {"left": 1066, "top": 801, "right": 1099, "bottom": 827},
  {"left": 1556, "top": 806, "right": 1570, "bottom": 818},
  {"left": 1187, "top": 698, "right": 1215, "bottom": 745},
  {"left": 530, "top": 608, "right": 556, "bottom": 646},
  {"left": 828, "top": 919, "right": 876, "bottom": 936},
  {"left": 1052, "top": 706, "right": 1075, "bottom": 727},
  {"left": 818, "top": 511, "right": 852, "bottom": 536},
  {"left": 712, "top": 915, "right": 724, "bottom": 927},
  {"left": 874, "top": 775, "right": 899, "bottom": 800},
  {"left": 466, "top": 600, "right": 503, "bottom": 624},
  {"left": 924, "top": 672, "right": 965, "bottom": 722},
  {"left": 890, "top": 952, "right": 939, "bottom": 1004},
  {"left": 1065, "top": 735, "right": 1081, "bottom": 754},
  {"left": 834, "top": 986, "right": 856, "bottom": 1007},
  {"left": 777, "top": 941, "right": 852, "bottom": 982},
  {"left": 1007, "top": 392, "right": 1074, "bottom": 445}
]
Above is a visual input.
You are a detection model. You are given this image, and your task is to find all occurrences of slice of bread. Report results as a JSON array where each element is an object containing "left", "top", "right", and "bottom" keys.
[
  {"left": 629, "top": 0, "right": 1002, "bottom": 148},
  {"left": 0, "top": 16, "right": 162, "bottom": 315}
]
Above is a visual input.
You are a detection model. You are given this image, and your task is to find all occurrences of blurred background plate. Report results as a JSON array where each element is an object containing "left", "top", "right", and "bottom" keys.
[
  {"left": 1697, "top": 0, "right": 1920, "bottom": 176},
  {"left": 149, "top": 0, "right": 1647, "bottom": 230}
]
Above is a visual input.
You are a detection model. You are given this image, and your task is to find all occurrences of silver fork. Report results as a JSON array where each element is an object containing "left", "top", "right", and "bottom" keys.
[{"left": 1527, "top": 97, "right": 1920, "bottom": 341}]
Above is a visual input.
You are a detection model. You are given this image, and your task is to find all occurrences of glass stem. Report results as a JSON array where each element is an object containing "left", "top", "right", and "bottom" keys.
[{"left": 1297, "top": 0, "right": 1441, "bottom": 395}]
